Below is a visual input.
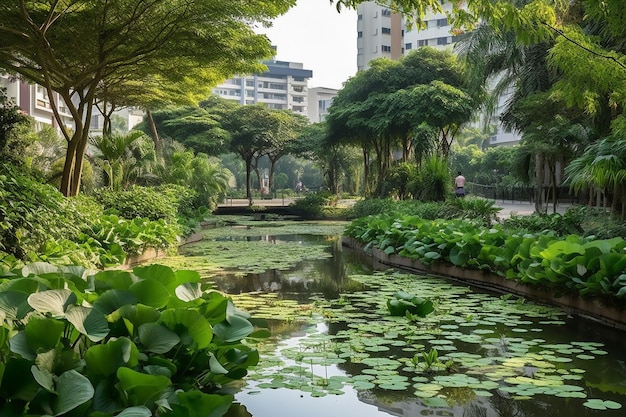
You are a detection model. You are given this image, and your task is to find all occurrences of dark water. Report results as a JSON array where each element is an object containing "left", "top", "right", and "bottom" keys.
[{"left": 180, "top": 229, "right": 626, "bottom": 417}]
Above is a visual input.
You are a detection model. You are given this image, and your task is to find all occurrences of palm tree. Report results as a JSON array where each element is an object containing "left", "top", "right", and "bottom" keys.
[{"left": 89, "top": 131, "right": 156, "bottom": 190}]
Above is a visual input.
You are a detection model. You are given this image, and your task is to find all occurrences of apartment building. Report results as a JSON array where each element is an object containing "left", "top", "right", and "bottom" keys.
[
  {"left": 307, "top": 87, "right": 339, "bottom": 123},
  {"left": 213, "top": 58, "right": 313, "bottom": 118},
  {"left": 355, "top": 2, "right": 520, "bottom": 146},
  {"left": 1, "top": 74, "right": 74, "bottom": 132}
]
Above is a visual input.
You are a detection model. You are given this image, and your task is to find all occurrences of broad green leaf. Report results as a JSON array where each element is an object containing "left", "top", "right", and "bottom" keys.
[
  {"left": 52, "top": 370, "right": 94, "bottom": 415},
  {"left": 85, "top": 337, "right": 139, "bottom": 377},
  {"left": 117, "top": 367, "right": 171, "bottom": 406},
  {"left": 93, "top": 270, "right": 134, "bottom": 291},
  {"left": 160, "top": 309, "right": 213, "bottom": 349},
  {"left": 31, "top": 365, "right": 54, "bottom": 391},
  {"left": 0, "top": 290, "right": 32, "bottom": 320},
  {"left": 93, "top": 289, "right": 138, "bottom": 315},
  {"left": 138, "top": 323, "right": 180, "bottom": 354},
  {"left": 175, "top": 282, "right": 203, "bottom": 302},
  {"left": 132, "top": 264, "right": 176, "bottom": 291},
  {"left": 25, "top": 317, "right": 64, "bottom": 351},
  {"left": 213, "top": 314, "right": 253, "bottom": 343},
  {"left": 209, "top": 353, "right": 228, "bottom": 374},
  {"left": 176, "top": 391, "right": 233, "bottom": 417},
  {"left": 28, "top": 289, "right": 76, "bottom": 317},
  {"left": 65, "top": 305, "right": 110, "bottom": 342},
  {"left": 10, "top": 331, "right": 35, "bottom": 360},
  {"left": 116, "top": 406, "right": 152, "bottom": 417},
  {"left": 130, "top": 280, "right": 170, "bottom": 308}
]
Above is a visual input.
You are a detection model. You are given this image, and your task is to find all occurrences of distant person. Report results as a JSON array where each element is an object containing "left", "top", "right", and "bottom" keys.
[
  {"left": 296, "top": 180, "right": 303, "bottom": 193},
  {"left": 455, "top": 171, "right": 466, "bottom": 197}
]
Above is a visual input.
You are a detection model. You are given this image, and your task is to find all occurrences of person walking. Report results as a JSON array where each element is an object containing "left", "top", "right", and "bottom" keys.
[{"left": 455, "top": 171, "right": 466, "bottom": 197}]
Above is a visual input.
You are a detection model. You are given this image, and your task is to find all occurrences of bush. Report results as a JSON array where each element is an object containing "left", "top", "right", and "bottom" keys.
[
  {"left": 0, "top": 163, "right": 84, "bottom": 258},
  {"left": 289, "top": 191, "right": 335, "bottom": 219},
  {"left": 91, "top": 185, "right": 180, "bottom": 221}
]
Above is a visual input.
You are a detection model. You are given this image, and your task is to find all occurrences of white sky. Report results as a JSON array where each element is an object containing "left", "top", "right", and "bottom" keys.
[{"left": 256, "top": 0, "right": 358, "bottom": 89}]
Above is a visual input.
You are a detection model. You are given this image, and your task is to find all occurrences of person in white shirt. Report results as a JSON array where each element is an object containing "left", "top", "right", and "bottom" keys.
[{"left": 454, "top": 171, "right": 466, "bottom": 197}]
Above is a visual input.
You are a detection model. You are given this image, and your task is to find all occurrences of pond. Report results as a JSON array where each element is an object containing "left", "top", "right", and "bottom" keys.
[{"left": 159, "top": 218, "right": 626, "bottom": 417}]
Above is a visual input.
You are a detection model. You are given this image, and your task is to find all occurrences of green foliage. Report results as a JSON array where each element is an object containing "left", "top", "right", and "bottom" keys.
[
  {"left": 418, "top": 156, "right": 451, "bottom": 201},
  {"left": 290, "top": 192, "right": 336, "bottom": 219},
  {"left": 447, "top": 196, "right": 501, "bottom": 227},
  {"left": 0, "top": 163, "right": 84, "bottom": 259},
  {"left": 387, "top": 291, "right": 434, "bottom": 317},
  {"left": 0, "top": 87, "right": 30, "bottom": 163},
  {"left": 345, "top": 213, "right": 626, "bottom": 300},
  {"left": 91, "top": 186, "right": 180, "bottom": 222},
  {"left": 0, "top": 263, "right": 266, "bottom": 416}
]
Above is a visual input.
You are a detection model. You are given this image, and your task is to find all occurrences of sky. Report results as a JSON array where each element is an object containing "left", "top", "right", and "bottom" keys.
[{"left": 256, "top": 0, "right": 358, "bottom": 90}]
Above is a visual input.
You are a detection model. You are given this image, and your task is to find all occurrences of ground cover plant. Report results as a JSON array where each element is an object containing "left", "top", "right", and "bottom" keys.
[
  {"left": 0, "top": 262, "right": 266, "bottom": 416},
  {"left": 344, "top": 214, "right": 626, "bottom": 301}
]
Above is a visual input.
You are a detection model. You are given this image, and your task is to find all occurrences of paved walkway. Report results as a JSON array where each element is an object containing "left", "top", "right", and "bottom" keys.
[{"left": 218, "top": 197, "right": 569, "bottom": 219}]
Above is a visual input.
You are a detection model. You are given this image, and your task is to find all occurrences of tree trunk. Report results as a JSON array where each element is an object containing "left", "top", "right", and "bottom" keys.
[{"left": 147, "top": 110, "right": 161, "bottom": 157}]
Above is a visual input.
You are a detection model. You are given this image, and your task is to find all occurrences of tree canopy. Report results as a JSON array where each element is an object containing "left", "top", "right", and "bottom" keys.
[{"left": 0, "top": 0, "right": 294, "bottom": 196}]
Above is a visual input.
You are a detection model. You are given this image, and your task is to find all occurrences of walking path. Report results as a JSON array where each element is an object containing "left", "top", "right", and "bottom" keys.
[{"left": 218, "top": 197, "right": 570, "bottom": 219}]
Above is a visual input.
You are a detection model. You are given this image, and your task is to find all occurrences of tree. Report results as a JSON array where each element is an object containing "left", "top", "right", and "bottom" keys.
[{"left": 0, "top": 0, "right": 293, "bottom": 196}]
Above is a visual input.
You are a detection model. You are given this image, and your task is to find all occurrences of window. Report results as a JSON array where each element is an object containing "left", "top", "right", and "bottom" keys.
[
  {"left": 246, "top": 80, "right": 254, "bottom": 87},
  {"left": 382, "top": 27, "right": 391, "bottom": 34},
  {"left": 358, "top": 14, "right": 363, "bottom": 20},
  {"left": 293, "top": 96, "right": 304, "bottom": 103},
  {"left": 381, "top": 45, "right": 391, "bottom": 52},
  {"left": 381, "top": 9, "right": 391, "bottom": 16},
  {"left": 245, "top": 90, "right": 255, "bottom": 96},
  {"left": 227, "top": 78, "right": 241, "bottom": 85},
  {"left": 405, "top": 42, "right": 413, "bottom": 50},
  {"left": 293, "top": 76, "right": 306, "bottom": 82},
  {"left": 358, "top": 31, "right": 363, "bottom": 38},
  {"left": 437, "top": 37, "right": 448, "bottom": 45},
  {"left": 418, "top": 39, "right": 427, "bottom": 47},
  {"left": 437, "top": 18, "right": 448, "bottom": 27}
]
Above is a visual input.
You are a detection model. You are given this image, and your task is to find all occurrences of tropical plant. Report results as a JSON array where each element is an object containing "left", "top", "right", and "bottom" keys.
[
  {"left": 387, "top": 291, "right": 434, "bottom": 317},
  {"left": 0, "top": 262, "right": 267, "bottom": 416},
  {"left": 89, "top": 131, "right": 157, "bottom": 190}
]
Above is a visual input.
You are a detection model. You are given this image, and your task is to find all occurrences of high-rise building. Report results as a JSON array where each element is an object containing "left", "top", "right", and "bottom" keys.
[
  {"left": 213, "top": 57, "right": 313, "bottom": 117},
  {"left": 355, "top": 2, "right": 519, "bottom": 146}
]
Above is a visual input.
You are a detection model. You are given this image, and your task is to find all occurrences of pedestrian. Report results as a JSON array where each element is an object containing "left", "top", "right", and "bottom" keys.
[{"left": 454, "top": 171, "right": 466, "bottom": 197}]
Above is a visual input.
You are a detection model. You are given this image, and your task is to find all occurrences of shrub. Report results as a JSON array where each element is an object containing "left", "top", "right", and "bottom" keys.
[
  {"left": 0, "top": 163, "right": 84, "bottom": 259},
  {"left": 91, "top": 185, "right": 179, "bottom": 221}
]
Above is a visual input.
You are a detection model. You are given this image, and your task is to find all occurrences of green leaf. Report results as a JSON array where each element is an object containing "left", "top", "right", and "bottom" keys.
[
  {"left": 175, "top": 282, "right": 203, "bottom": 302},
  {"left": 65, "top": 305, "right": 110, "bottom": 342},
  {"left": 51, "top": 370, "right": 94, "bottom": 416},
  {"left": 93, "top": 289, "right": 138, "bottom": 315},
  {"left": 176, "top": 391, "right": 233, "bottom": 417},
  {"left": 213, "top": 314, "right": 253, "bottom": 343},
  {"left": 115, "top": 406, "right": 152, "bottom": 417},
  {"left": 130, "top": 279, "right": 170, "bottom": 308},
  {"left": 160, "top": 309, "right": 213, "bottom": 349},
  {"left": 138, "top": 323, "right": 180, "bottom": 354},
  {"left": 0, "top": 290, "right": 32, "bottom": 320},
  {"left": 25, "top": 317, "right": 64, "bottom": 351},
  {"left": 28, "top": 289, "right": 76, "bottom": 317},
  {"left": 85, "top": 337, "right": 139, "bottom": 377},
  {"left": 132, "top": 264, "right": 177, "bottom": 292},
  {"left": 117, "top": 367, "right": 171, "bottom": 406},
  {"left": 93, "top": 269, "right": 134, "bottom": 291}
]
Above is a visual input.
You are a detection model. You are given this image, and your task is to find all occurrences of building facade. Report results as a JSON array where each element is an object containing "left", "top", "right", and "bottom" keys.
[
  {"left": 307, "top": 87, "right": 339, "bottom": 123},
  {"left": 213, "top": 58, "right": 313, "bottom": 117},
  {"left": 1, "top": 74, "right": 74, "bottom": 132},
  {"left": 355, "top": 2, "right": 520, "bottom": 146}
]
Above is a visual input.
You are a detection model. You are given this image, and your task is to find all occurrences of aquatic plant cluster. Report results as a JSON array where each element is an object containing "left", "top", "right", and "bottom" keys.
[
  {"left": 344, "top": 214, "right": 626, "bottom": 300},
  {"left": 0, "top": 263, "right": 266, "bottom": 416},
  {"left": 232, "top": 270, "right": 623, "bottom": 412}
]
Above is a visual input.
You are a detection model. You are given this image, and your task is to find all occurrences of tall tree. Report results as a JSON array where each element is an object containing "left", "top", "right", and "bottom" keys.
[{"left": 0, "top": 0, "right": 293, "bottom": 196}]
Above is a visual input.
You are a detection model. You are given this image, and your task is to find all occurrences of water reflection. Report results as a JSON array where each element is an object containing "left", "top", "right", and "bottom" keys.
[{"left": 179, "top": 226, "right": 626, "bottom": 417}]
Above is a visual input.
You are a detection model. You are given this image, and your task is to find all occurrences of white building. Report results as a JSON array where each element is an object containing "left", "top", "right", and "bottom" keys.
[
  {"left": 307, "top": 87, "right": 338, "bottom": 123},
  {"left": 355, "top": 2, "right": 520, "bottom": 146},
  {"left": 1, "top": 74, "right": 74, "bottom": 132},
  {"left": 213, "top": 58, "right": 313, "bottom": 117}
]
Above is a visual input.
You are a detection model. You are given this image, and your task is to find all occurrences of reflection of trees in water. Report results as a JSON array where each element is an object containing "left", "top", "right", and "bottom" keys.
[{"left": 211, "top": 238, "right": 369, "bottom": 301}]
